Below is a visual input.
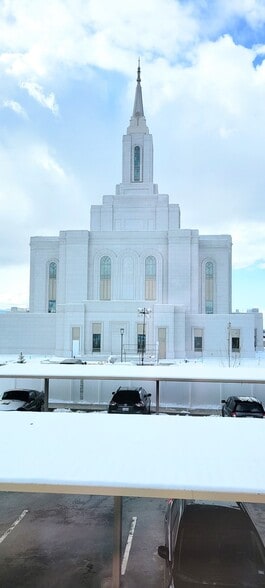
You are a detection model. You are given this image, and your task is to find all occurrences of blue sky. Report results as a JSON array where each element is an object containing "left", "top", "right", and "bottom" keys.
[{"left": 0, "top": 0, "right": 265, "bottom": 314}]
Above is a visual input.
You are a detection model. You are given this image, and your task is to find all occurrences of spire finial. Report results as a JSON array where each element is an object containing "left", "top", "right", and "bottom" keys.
[
  {"left": 132, "top": 58, "right": 144, "bottom": 119},
  {"left": 137, "top": 58, "right": 141, "bottom": 83}
]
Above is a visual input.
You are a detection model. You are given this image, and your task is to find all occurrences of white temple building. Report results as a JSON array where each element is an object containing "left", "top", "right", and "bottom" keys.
[{"left": 0, "top": 64, "right": 263, "bottom": 360}]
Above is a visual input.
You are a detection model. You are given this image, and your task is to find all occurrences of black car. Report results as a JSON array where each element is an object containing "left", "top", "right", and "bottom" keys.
[
  {"left": 108, "top": 387, "right": 151, "bottom": 414},
  {"left": 222, "top": 396, "right": 265, "bottom": 418},
  {"left": 0, "top": 389, "right": 44, "bottom": 412},
  {"left": 158, "top": 499, "right": 265, "bottom": 587}
]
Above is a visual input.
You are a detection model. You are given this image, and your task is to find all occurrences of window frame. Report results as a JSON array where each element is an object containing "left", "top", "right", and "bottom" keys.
[
  {"left": 133, "top": 145, "right": 141, "bottom": 182},
  {"left": 145, "top": 256, "right": 156, "bottom": 300},
  {"left": 48, "top": 261, "right": 57, "bottom": 313},
  {"left": 100, "top": 256, "right": 111, "bottom": 300},
  {"left": 92, "top": 323, "right": 102, "bottom": 353}
]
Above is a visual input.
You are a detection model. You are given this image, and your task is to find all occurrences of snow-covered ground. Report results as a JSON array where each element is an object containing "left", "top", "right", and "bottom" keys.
[{"left": 1, "top": 351, "right": 265, "bottom": 369}]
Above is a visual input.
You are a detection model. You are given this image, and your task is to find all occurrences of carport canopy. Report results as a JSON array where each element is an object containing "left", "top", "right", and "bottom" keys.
[{"left": 0, "top": 411, "right": 264, "bottom": 501}]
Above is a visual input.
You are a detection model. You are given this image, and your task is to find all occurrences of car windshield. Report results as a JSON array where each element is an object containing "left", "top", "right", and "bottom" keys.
[
  {"left": 236, "top": 402, "right": 263, "bottom": 414},
  {"left": 2, "top": 391, "right": 30, "bottom": 402},
  {"left": 174, "top": 505, "right": 265, "bottom": 585},
  {"left": 112, "top": 390, "right": 140, "bottom": 403}
]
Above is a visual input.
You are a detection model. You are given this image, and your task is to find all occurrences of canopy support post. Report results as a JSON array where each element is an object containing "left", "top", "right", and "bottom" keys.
[
  {"left": 156, "top": 380, "right": 160, "bottom": 414},
  {"left": 112, "top": 495, "right": 122, "bottom": 588},
  {"left": 44, "top": 378, "right": 49, "bottom": 412}
]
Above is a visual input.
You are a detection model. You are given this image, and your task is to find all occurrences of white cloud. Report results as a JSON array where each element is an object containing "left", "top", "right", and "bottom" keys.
[
  {"left": 0, "top": 136, "right": 88, "bottom": 267},
  {"left": 0, "top": 0, "right": 219, "bottom": 96},
  {"left": 32, "top": 145, "right": 66, "bottom": 178},
  {"left": 221, "top": 0, "right": 265, "bottom": 27},
  {"left": 20, "top": 81, "right": 59, "bottom": 114},
  {"left": 85, "top": 0, "right": 198, "bottom": 59},
  {"left": 2, "top": 99, "right": 27, "bottom": 117}
]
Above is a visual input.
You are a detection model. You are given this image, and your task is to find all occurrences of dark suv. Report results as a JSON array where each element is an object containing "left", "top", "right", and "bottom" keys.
[
  {"left": 158, "top": 499, "right": 265, "bottom": 587},
  {"left": 222, "top": 396, "right": 265, "bottom": 418},
  {"left": 108, "top": 387, "right": 151, "bottom": 414}
]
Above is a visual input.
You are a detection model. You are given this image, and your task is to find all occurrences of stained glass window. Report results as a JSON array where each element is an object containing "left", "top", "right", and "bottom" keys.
[
  {"left": 145, "top": 256, "right": 156, "bottom": 300},
  {"left": 100, "top": 256, "right": 111, "bottom": 299},
  {"left": 205, "top": 261, "right": 214, "bottom": 314}
]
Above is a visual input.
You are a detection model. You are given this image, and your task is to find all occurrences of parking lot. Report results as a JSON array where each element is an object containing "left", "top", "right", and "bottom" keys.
[
  {"left": 0, "top": 492, "right": 265, "bottom": 587},
  {"left": 0, "top": 492, "right": 165, "bottom": 587}
]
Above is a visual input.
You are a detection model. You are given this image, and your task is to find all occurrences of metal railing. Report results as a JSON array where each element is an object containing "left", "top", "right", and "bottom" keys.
[{"left": 122, "top": 344, "right": 158, "bottom": 364}]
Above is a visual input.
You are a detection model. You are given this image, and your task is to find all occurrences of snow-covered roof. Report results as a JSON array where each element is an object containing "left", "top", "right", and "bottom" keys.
[
  {"left": 0, "top": 412, "right": 265, "bottom": 502},
  {"left": 0, "top": 361, "right": 265, "bottom": 384}
]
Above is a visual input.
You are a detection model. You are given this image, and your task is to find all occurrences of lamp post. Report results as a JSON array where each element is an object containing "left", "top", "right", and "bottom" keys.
[
  {"left": 138, "top": 308, "right": 151, "bottom": 365},
  {"left": 120, "top": 328, "right": 124, "bottom": 363}
]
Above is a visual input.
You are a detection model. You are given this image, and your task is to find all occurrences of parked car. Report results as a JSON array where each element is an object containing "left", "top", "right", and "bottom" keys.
[
  {"left": 158, "top": 499, "right": 265, "bottom": 587},
  {"left": 222, "top": 396, "right": 265, "bottom": 418},
  {"left": 0, "top": 389, "right": 44, "bottom": 411},
  {"left": 108, "top": 386, "right": 151, "bottom": 414},
  {"left": 60, "top": 358, "right": 86, "bottom": 364}
]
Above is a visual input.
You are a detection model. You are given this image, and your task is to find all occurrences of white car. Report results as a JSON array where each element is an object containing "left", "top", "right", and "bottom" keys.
[{"left": 0, "top": 389, "right": 44, "bottom": 411}]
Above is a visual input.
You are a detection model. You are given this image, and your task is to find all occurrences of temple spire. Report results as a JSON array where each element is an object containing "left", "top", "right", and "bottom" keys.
[
  {"left": 132, "top": 58, "right": 144, "bottom": 119},
  {"left": 116, "top": 60, "right": 155, "bottom": 193}
]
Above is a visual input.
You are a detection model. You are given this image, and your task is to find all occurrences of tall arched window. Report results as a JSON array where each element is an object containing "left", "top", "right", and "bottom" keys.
[
  {"left": 100, "top": 256, "right": 111, "bottom": 300},
  {"left": 134, "top": 146, "right": 141, "bottom": 181},
  {"left": 205, "top": 261, "right": 214, "bottom": 313},
  {"left": 145, "top": 256, "right": 156, "bottom": 300},
  {"left": 48, "top": 262, "right": 57, "bottom": 313}
]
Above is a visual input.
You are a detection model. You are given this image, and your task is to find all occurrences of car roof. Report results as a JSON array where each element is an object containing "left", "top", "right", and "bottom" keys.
[
  {"left": 60, "top": 358, "right": 84, "bottom": 364},
  {"left": 236, "top": 396, "right": 262, "bottom": 403},
  {"left": 182, "top": 502, "right": 251, "bottom": 529},
  {"left": 185, "top": 499, "right": 239, "bottom": 508},
  {"left": 4, "top": 388, "right": 40, "bottom": 393},
  {"left": 168, "top": 499, "right": 240, "bottom": 512},
  {"left": 227, "top": 395, "right": 262, "bottom": 403},
  {"left": 117, "top": 386, "right": 142, "bottom": 391}
]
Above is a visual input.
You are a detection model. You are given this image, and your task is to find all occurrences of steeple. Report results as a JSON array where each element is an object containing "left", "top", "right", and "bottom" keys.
[
  {"left": 116, "top": 61, "right": 157, "bottom": 196},
  {"left": 127, "top": 59, "right": 149, "bottom": 133},
  {"left": 132, "top": 59, "right": 144, "bottom": 119}
]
